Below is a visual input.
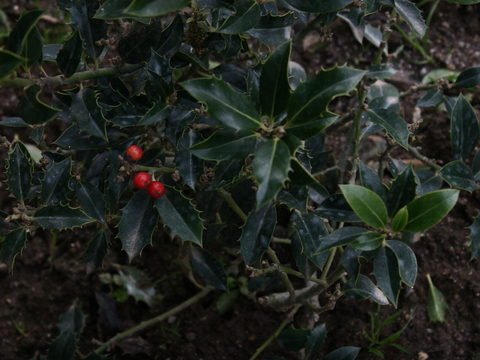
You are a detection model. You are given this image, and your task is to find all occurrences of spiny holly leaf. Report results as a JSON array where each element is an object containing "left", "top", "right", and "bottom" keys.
[
  {"left": 395, "top": 0, "right": 427, "bottom": 37},
  {"left": 8, "top": 9, "right": 44, "bottom": 67},
  {"left": 286, "top": 66, "right": 365, "bottom": 127},
  {"left": 404, "top": 189, "right": 459, "bottom": 232},
  {"left": 188, "top": 128, "right": 258, "bottom": 161},
  {"left": 6, "top": 142, "right": 33, "bottom": 201},
  {"left": 315, "top": 194, "right": 362, "bottom": 223},
  {"left": 76, "top": 181, "right": 106, "bottom": 223},
  {"left": 291, "top": 211, "right": 330, "bottom": 270},
  {"left": 450, "top": 94, "right": 479, "bottom": 160},
  {"left": 175, "top": 130, "right": 204, "bottom": 190},
  {"left": 155, "top": 185, "right": 204, "bottom": 245},
  {"left": 359, "top": 160, "right": 387, "bottom": 201},
  {"left": 260, "top": 40, "right": 291, "bottom": 119},
  {"left": 182, "top": 76, "right": 262, "bottom": 131},
  {"left": 46, "top": 330, "right": 77, "bottom": 360},
  {"left": 137, "top": 102, "right": 172, "bottom": 126},
  {"left": 386, "top": 163, "right": 417, "bottom": 217},
  {"left": 427, "top": 274, "right": 448, "bottom": 322},
  {"left": 417, "top": 88, "right": 444, "bottom": 107},
  {"left": 41, "top": 158, "right": 73, "bottom": 205},
  {"left": 372, "top": 246, "right": 402, "bottom": 306},
  {"left": 246, "top": 12, "right": 295, "bottom": 47},
  {"left": 467, "top": 213, "right": 480, "bottom": 259},
  {"left": 218, "top": 0, "right": 261, "bottom": 34},
  {"left": 117, "top": 190, "right": 159, "bottom": 262},
  {"left": 305, "top": 323, "right": 327, "bottom": 358},
  {"left": 125, "top": 0, "right": 190, "bottom": 17},
  {"left": 344, "top": 274, "right": 389, "bottom": 305},
  {"left": 277, "top": 186, "right": 309, "bottom": 212},
  {"left": 315, "top": 227, "right": 368, "bottom": 253},
  {"left": 164, "top": 106, "right": 196, "bottom": 146},
  {"left": 119, "top": 266, "right": 158, "bottom": 307},
  {"left": 71, "top": 88, "right": 108, "bottom": 141},
  {"left": 253, "top": 138, "right": 292, "bottom": 208},
  {"left": 239, "top": 202, "right": 276, "bottom": 265},
  {"left": 57, "top": 302, "right": 86, "bottom": 339},
  {"left": 455, "top": 66, "right": 480, "bottom": 88},
  {"left": 19, "top": 85, "right": 60, "bottom": 125},
  {"left": 440, "top": 160, "right": 479, "bottom": 192},
  {"left": 208, "top": 159, "right": 245, "bottom": 190},
  {"left": 366, "top": 108, "right": 410, "bottom": 149},
  {"left": 82, "top": 228, "right": 111, "bottom": 274},
  {"left": 57, "top": 26, "right": 83, "bottom": 78},
  {"left": 55, "top": 124, "right": 110, "bottom": 150},
  {"left": 0, "top": 228, "right": 27, "bottom": 272},
  {"left": 0, "top": 49, "right": 26, "bottom": 78},
  {"left": 322, "top": 346, "right": 361, "bottom": 360},
  {"left": 191, "top": 247, "right": 228, "bottom": 291},
  {"left": 340, "top": 185, "right": 388, "bottom": 230},
  {"left": 33, "top": 205, "right": 94, "bottom": 230}
]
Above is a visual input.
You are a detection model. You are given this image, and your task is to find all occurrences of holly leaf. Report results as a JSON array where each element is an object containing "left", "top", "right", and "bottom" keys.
[
  {"left": 33, "top": 205, "right": 94, "bottom": 230},
  {"left": 6, "top": 142, "right": 33, "bottom": 201},
  {"left": 19, "top": 85, "right": 60, "bottom": 125},
  {"left": 386, "top": 163, "right": 417, "bottom": 217},
  {"left": 57, "top": 26, "right": 84, "bottom": 78},
  {"left": 125, "top": 0, "right": 191, "bottom": 17},
  {"left": 46, "top": 330, "right": 77, "bottom": 360},
  {"left": 71, "top": 88, "right": 108, "bottom": 141},
  {"left": 82, "top": 228, "right": 111, "bottom": 274},
  {"left": 76, "top": 181, "right": 106, "bottom": 223},
  {"left": 366, "top": 108, "right": 410, "bottom": 149},
  {"left": 218, "top": 0, "right": 261, "bottom": 34},
  {"left": 395, "top": 0, "right": 427, "bottom": 37},
  {"left": 191, "top": 247, "right": 228, "bottom": 291},
  {"left": 427, "top": 274, "right": 448, "bottom": 322},
  {"left": 175, "top": 131, "right": 205, "bottom": 190},
  {"left": 372, "top": 246, "right": 402, "bottom": 306},
  {"left": 450, "top": 94, "right": 479, "bottom": 160},
  {"left": 467, "top": 213, "right": 480, "bottom": 259},
  {"left": 344, "top": 274, "right": 389, "bottom": 305},
  {"left": 41, "top": 158, "right": 73, "bottom": 205},
  {"left": 440, "top": 160, "right": 479, "bottom": 192},
  {"left": 0, "top": 228, "right": 27, "bottom": 271}
]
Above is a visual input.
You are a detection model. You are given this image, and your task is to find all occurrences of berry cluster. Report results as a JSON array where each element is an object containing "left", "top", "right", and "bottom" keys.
[{"left": 127, "top": 145, "right": 165, "bottom": 199}]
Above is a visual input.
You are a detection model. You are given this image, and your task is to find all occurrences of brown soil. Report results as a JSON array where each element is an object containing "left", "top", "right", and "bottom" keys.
[{"left": 1, "top": 1, "right": 480, "bottom": 360}]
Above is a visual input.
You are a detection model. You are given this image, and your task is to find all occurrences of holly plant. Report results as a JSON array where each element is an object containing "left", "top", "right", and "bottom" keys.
[{"left": 0, "top": 0, "right": 479, "bottom": 358}]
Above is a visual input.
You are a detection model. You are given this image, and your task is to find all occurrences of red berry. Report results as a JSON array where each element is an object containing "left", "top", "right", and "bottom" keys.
[
  {"left": 126, "top": 145, "right": 143, "bottom": 161},
  {"left": 147, "top": 181, "right": 165, "bottom": 198},
  {"left": 134, "top": 172, "right": 151, "bottom": 189}
]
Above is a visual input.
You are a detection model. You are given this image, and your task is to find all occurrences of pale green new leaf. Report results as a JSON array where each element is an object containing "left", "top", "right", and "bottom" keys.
[{"left": 427, "top": 274, "right": 448, "bottom": 322}]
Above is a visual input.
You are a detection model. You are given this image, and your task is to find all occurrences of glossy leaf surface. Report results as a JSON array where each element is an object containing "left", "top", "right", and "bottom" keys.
[
  {"left": 191, "top": 247, "right": 228, "bottom": 291},
  {"left": 451, "top": 94, "right": 479, "bottom": 160},
  {"left": 344, "top": 274, "right": 389, "bottom": 305},
  {"left": 253, "top": 139, "right": 292, "bottom": 208},
  {"left": 359, "top": 161, "right": 387, "bottom": 201},
  {"left": 404, "top": 190, "right": 459, "bottom": 232},
  {"left": 57, "top": 27, "right": 83, "bottom": 78},
  {"left": 33, "top": 205, "right": 93, "bottom": 230},
  {"left": 182, "top": 76, "right": 262, "bottom": 131},
  {"left": 391, "top": 206, "right": 409, "bottom": 232},
  {"left": 395, "top": 0, "right": 427, "bottom": 37},
  {"left": 315, "top": 227, "right": 368, "bottom": 253},
  {"left": 455, "top": 66, "right": 480, "bottom": 88},
  {"left": 280, "top": 0, "right": 353, "bottom": 12},
  {"left": 6, "top": 142, "right": 32, "bottom": 201},
  {"left": 372, "top": 246, "right": 402, "bottom": 306},
  {"left": 18, "top": 85, "right": 60, "bottom": 125},
  {"left": 82, "top": 228, "right": 111, "bottom": 274},
  {"left": 0, "top": 228, "right": 27, "bottom": 271},
  {"left": 125, "top": 0, "right": 190, "bottom": 18},
  {"left": 41, "top": 158, "right": 73, "bottom": 205},
  {"left": 46, "top": 330, "right": 77, "bottom": 360},
  {"left": 440, "top": 160, "right": 479, "bottom": 192},
  {"left": 117, "top": 190, "right": 159, "bottom": 261},
  {"left": 386, "top": 163, "right": 417, "bottom": 217},
  {"left": 218, "top": 0, "right": 261, "bottom": 34},
  {"left": 427, "top": 274, "right": 448, "bottom": 322},
  {"left": 366, "top": 108, "right": 410, "bottom": 148},
  {"left": 76, "top": 181, "right": 106, "bottom": 223},
  {"left": 315, "top": 194, "right": 362, "bottom": 223},
  {"left": 239, "top": 203, "right": 276, "bottom": 265},
  {"left": 340, "top": 185, "right": 388, "bottom": 229},
  {"left": 387, "top": 240, "right": 417, "bottom": 287},
  {"left": 322, "top": 346, "right": 361, "bottom": 360},
  {"left": 246, "top": 12, "right": 294, "bottom": 47},
  {"left": 305, "top": 324, "right": 327, "bottom": 358},
  {"left": 0, "top": 50, "right": 25, "bottom": 78},
  {"left": 71, "top": 88, "right": 108, "bottom": 140},
  {"left": 176, "top": 131, "right": 204, "bottom": 190}
]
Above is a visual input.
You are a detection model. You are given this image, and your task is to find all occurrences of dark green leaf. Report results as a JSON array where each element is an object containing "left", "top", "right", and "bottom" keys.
[
  {"left": 117, "top": 190, "right": 159, "bottom": 261},
  {"left": 368, "top": 95, "right": 400, "bottom": 113},
  {"left": 473, "top": 149, "right": 480, "bottom": 181},
  {"left": 1, "top": 117, "right": 30, "bottom": 127},
  {"left": 260, "top": 41, "right": 291, "bottom": 119},
  {"left": 117, "top": 22, "right": 162, "bottom": 63},
  {"left": 57, "top": 27, "right": 83, "bottom": 78},
  {"left": 427, "top": 274, "right": 448, "bottom": 322},
  {"left": 191, "top": 247, "right": 228, "bottom": 291},
  {"left": 291, "top": 211, "right": 330, "bottom": 269},
  {"left": 337, "top": 8, "right": 365, "bottom": 44},
  {"left": 404, "top": 189, "right": 459, "bottom": 232},
  {"left": 417, "top": 88, "right": 444, "bottom": 107},
  {"left": 0, "top": 210, "right": 18, "bottom": 231},
  {"left": 386, "top": 163, "right": 417, "bottom": 217},
  {"left": 155, "top": 185, "right": 204, "bottom": 245},
  {"left": 41, "top": 158, "right": 73, "bottom": 205},
  {"left": 315, "top": 227, "right": 368, "bottom": 253},
  {"left": 93, "top": 0, "right": 137, "bottom": 19},
  {"left": 340, "top": 185, "right": 388, "bottom": 229},
  {"left": 119, "top": 266, "right": 158, "bottom": 307},
  {"left": 455, "top": 66, "right": 480, "bottom": 88},
  {"left": 359, "top": 161, "right": 387, "bottom": 201},
  {"left": 164, "top": 106, "right": 196, "bottom": 146},
  {"left": 189, "top": 129, "right": 257, "bottom": 161},
  {"left": 468, "top": 213, "right": 480, "bottom": 259},
  {"left": 207, "top": 159, "right": 244, "bottom": 189},
  {"left": 440, "top": 160, "right": 479, "bottom": 192},
  {"left": 176, "top": 131, "right": 205, "bottom": 190},
  {"left": 366, "top": 108, "right": 410, "bottom": 149},
  {"left": 156, "top": 16, "right": 184, "bottom": 59},
  {"left": 340, "top": 246, "right": 361, "bottom": 281},
  {"left": 416, "top": 169, "right": 442, "bottom": 195},
  {"left": 182, "top": 76, "right": 262, "bottom": 131},
  {"left": 55, "top": 124, "right": 111, "bottom": 150},
  {"left": 451, "top": 94, "right": 479, "bottom": 160},
  {"left": 291, "top": 233, "right": 317, "bottom": 279},
  {"left": 367, "top": 64, "right": 398, "bottom": 80},
  {"left": 395, "top": 0, "right": 427, "bottom": 37},
  {"left": 280, "top": 0, "right": 353, "bottom": 13},
  {"left": 278, "top": 186, "right": 309, "bottom": 212},
  {"left": 6, "top": 142, "right": 33, "bottom": 201},
  {"left": 218, "top": 0, "right": 261, "bottom": 34},
  {"left": 367, "top": 80, "right": 399, "bottom": 99},
  {"left": 76, "top": 181, "right": 106, "bottom": 223},
  {"left": 372, "top": 246, "right": 402, "bottom": 306},
  {"left": 315, "top": 193, "right": 362, "bottom": 222},
  {"left": 18, "top": 85, "right": 60, "bottom": 125},
  {"left": 138, "top": 102, "right": 172, "bottom": 126},
  {"left": 305, "top": 323, "right": 327, "bottom": 358},
  {"left": 277, "top": 327, "right": 310, "bottom": 351},
  {"left": 125, "top": 0, "right": 190, "bottom": 17},
  {"left": 289, "top": 158, "right": 318, "bottom": 187},
  {"left": 344, "top": 274, "right": 389, "bottom": 305},
  {"left": 0, "top": 49, "right": 26, "bottom": 78},
  {"left": 57, "top": 302, "right": 86, "bottom": 339},
  {"left": 287, "top": 66, "right": 365, "bottom": 127},
  {"left": 285, "top": 113, "right": 338, "bottom": 140},
  {"left": 30, "top": 126, "right": 44, "bottom": 144},
  {"left": 82, "top": 228, "right": 111, "bottom": 274},
  {"left": 365, "top": 23, "right": 387, "bottom": 51},
  {"left": 72, "top": 88, "right": 108, "bottom": 140},
  {"left": 239, "top": 203, "right": 276, "bottom": 265},
  {"left": 443, "top": 0, "right": 480, "bottom": 4},
  {"left": 8, "top": 10, "right": 44, "bottom": 66},
  {"left": 308, "top": 183, "right": 329, "bottom": 205},
  {"left": 387, "top": 240, "right": 417, "bottom": 287},
  {"left": 322, "top": 346, "right": 361, "bottom": 360},
  {"left": 253, "top": 139, "right": 292, "bottom": 208},
  {"left": 246, "top": 12, "right": 294, "bottom": 47},
  {"left": 351, "top": 232, "right": 385, "bottom": 251},
  {"left": 391, "top": 206, "right": 408, "bottom": 232},
  {"left": 34, "top": 205, "right": 93, "bottom": 230},
  {"left": 0, "top": 228, "right": 27, "bottom": 271},
  {"left": 46, "top": 330, "right": 77, "bottom": 360}
]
